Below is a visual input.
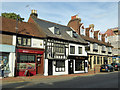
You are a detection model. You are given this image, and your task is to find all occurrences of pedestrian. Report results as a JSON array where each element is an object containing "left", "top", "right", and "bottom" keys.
[{"left": 1, "top": 60, "right": 5, "bottom": 78}]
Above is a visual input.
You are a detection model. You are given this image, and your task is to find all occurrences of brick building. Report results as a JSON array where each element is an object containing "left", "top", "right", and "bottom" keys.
[
  {"left": 105, "top": 28, "right": 120, "bottom": 63},
  {"left": 67, "top": 15, "right": 113, "bottom": 72}
]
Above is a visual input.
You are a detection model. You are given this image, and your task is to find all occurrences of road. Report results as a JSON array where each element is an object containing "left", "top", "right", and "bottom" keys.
[{"left": 1, "top": 71, "right": 119, "bottom": 89}]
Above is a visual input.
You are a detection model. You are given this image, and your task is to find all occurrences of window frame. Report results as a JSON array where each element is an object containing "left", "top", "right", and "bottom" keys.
[
  {"left": 70, "top": 46, "right": 75, "bottom": 54},
  {"left": 17, "top": 37, "right": 31, "bottom": 47},
  {"left": 78, "top": 47, "right": 82, "bottom": 54},
  {"left": 55, "top": 60, "right": 65, "bottom": 72}
]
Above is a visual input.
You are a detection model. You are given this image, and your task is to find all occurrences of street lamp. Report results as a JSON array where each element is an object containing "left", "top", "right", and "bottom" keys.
[{"left": 14, "top": 15, "right": 19, "bottom": 77}]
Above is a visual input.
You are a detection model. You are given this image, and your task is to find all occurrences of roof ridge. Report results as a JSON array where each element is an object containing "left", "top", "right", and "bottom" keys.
[{"left": 32, "top": 17, "right": 69, "bottom": 28}]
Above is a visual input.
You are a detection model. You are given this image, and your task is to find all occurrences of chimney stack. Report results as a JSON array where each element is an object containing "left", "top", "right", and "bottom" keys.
[
  {"left": 30, "top": 9, "right": 38, "bottom": 18},
  {"left": 89, "top": 24, "right": 94, "bottom": 30}
]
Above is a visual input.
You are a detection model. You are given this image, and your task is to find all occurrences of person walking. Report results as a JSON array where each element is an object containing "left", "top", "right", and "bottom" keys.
[{"left": 1, "top": 60, "right": 5, "bottom": 78}]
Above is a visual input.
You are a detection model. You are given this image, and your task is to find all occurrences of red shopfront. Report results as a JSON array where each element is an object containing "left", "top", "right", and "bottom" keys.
[{"left": 16, "top": 48, "right": 44, "bottom": 76}]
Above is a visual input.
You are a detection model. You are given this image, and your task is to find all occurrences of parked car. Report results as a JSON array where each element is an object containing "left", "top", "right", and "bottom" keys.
[
  {"left": 100, "top": 64, "right": 114, "bottom": 72},
  {"left": 111, "top": 63, "right": 120, "bottom": 71}
]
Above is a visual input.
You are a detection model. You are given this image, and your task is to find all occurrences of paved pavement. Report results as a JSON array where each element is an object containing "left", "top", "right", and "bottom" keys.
[
  {"left": 1, "top": 71, "right": 119, "bottom": 89},
  {"left": 1, "top": 71, "right": 95, "bottom": 84}
]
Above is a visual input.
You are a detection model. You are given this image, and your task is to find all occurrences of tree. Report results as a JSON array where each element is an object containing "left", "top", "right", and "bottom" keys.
[{"left": 1, "top": 13, "right": 24, "bottom": 22}]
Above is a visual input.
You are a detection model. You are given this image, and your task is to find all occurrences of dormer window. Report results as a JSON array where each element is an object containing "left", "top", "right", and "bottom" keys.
[
  {"left": 54, "top": 27, "right": 60, "bottom": 35},
  {"left": 105, "top": 35, "right": 108, "bottom": 42},
  {"left": 80, "top": 24, "right": 85, "bottom": 36},
  {"left": 90, "top": 29, "right": 94, "bottom": 38},
  {"left": 66, "top": 30, "right": 73, "bottom": 37},
  {"left": 98, "top": 33, "right": 101, "bottom": 41},
  {"left": 73, "top": 32, "right": 78, "bottom": 38},
  {"left": 48, "top": 26, "right": 60, "bottom": 35}
]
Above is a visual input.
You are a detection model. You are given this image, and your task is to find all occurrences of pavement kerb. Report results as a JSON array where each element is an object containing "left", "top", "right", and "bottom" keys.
[{"left": 1, "top": 72, "right": 96, "bottom": 84}]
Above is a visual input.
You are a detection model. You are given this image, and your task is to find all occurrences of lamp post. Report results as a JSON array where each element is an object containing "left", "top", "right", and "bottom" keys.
[{"left": 14, "top": 15, "right": 19, "bottom": 77}]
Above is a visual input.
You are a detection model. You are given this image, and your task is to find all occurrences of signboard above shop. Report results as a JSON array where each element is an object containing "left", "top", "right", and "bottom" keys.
[
  {"left": 31, "top": 38, "right": 44, "bottom": 49},
  {"left": 17, "top": 49, "right": 44, "bottom": 54}
]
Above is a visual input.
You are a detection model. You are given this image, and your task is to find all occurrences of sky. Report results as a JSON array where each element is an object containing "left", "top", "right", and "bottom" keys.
[{"left": 1, "top": 1, "right": 118, "bottom": 33}]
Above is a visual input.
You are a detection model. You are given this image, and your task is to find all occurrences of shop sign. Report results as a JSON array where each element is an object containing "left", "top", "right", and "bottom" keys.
[
  {"left": 0, "top": 44, "right": 15, "bottom": 52},
  {"left": 31, "top": 38, "right": 44, "bottom": 48},
  {"left": 17, "top": 49, "right": 44, "bottom": 54}
]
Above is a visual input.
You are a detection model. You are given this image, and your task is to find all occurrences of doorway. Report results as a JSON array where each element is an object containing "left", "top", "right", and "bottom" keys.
[
  {"left": 68, "top": 60, "right": 74, "bottom": 74},
  {"left": 48, "top": 60, "right": 53, "bottom": 75},
  {"left": 36, "top": 57, "right": 42, "bottom": 74}
]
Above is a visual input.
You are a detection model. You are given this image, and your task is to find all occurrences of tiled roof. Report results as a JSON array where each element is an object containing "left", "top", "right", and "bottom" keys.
[
  {"left": 30, "top": 16, "right": 88, "bottom": 45},
  {"left": 80, "top": 34, "right": 112, "bottom": 47},
  {"left": 0, "top": 16, "right": 46, "bottom": 38},
  {"left": 67, "top": 17, "right": 112, "bottom": 47}
]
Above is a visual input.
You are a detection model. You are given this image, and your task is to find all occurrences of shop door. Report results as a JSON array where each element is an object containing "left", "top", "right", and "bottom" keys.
[
  {"left": 36, "top": 57, "right": 42, "bottom": 74},
  {"left": 68, "top": 60, "right": 74, "bottom": 74},
  {"left": 48, "top": 60, "right": 53, "bottom": 75}
]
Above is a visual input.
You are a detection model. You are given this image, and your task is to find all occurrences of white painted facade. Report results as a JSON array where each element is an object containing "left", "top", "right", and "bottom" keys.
[
  {"left": 69, "top": 43, "right": 88, "bottom": 74},
  {"left": 69, "top": 43, "right": 87, "bottom": 56}
]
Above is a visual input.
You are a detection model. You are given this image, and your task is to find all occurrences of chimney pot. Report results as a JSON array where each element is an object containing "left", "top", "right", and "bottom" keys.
[{"left": 30, "top": 9, "right": 38, "bottom": 18}]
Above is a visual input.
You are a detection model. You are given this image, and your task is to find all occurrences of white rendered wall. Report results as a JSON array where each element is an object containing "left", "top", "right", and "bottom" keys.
[
  {"left": 8, "top": 53, "right": 15, "bottom": 77},
  {"left": 69, "top": 43, "right": 87, "bottom": 56},
  {"left": 44, "top": 59, "right": 48, "bottom": 76}
]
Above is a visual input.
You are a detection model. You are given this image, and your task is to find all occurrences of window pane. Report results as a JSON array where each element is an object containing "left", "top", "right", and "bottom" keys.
[
  {"left": 75, "top": 60, "right": 84, "bottom": 71},
  {"left": 70, "top": 46, "right": 75, "bottom": 54},
  {"left": 97, "top": 56, "right": 99, "bottom": 64},
  {"left": 23, "top": 38, "right": 27, "bottom": 45},
  {"left": 56, "top": 60, "right": 65, "bottom": 72},
  {"left": 78, "top": 47, "right": 82, "bottom": 54},
  {"left": 28, "top": 55, "right": 35, "bottom": 62},
  {"left": 18, "top": 37, "right": 21, "bottom": 45},
  {"left": 27, "top": 38, "right": 31, "bottom": 46},
  {"left": 20, "top": 55, "right": 27, "bottom": 62},
  {"left": 94, "top": 56, "right": 96, "bottom": 64}
]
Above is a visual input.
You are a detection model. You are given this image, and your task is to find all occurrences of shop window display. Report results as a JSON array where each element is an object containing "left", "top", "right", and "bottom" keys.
[
  {"left": 0, "top": 53, "right": 9, "bottom": 71},
  {"left": 55, "top": 60, "right": 65, "bottom": 72},
  {"left": 75, "top": 60, "right": 84, "bottom": 71}
]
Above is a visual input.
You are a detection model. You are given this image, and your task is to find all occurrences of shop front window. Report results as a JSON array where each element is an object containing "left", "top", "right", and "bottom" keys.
[
  {"left": 55, "top": 60, "right": 65, "bottom": 72},
  {"left": 0, "top": 53, "right": 9, "bottom": 71},
  {"left": 18, "top": 54, "right": 35, "bottom": 63},
  {"left": 75, "top": 60, "right": 84, "bottom": 71}
]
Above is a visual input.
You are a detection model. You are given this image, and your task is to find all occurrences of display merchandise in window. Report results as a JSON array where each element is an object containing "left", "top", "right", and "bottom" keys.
[
  {"left": 0, "top": 53, "right": 9, "bottom": 71},
  {"left": 75, "top": 60, "right": 84, "bottom": 71},
  {"left": 55, "top": 60, "right": 65, "bottom": 72}
]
